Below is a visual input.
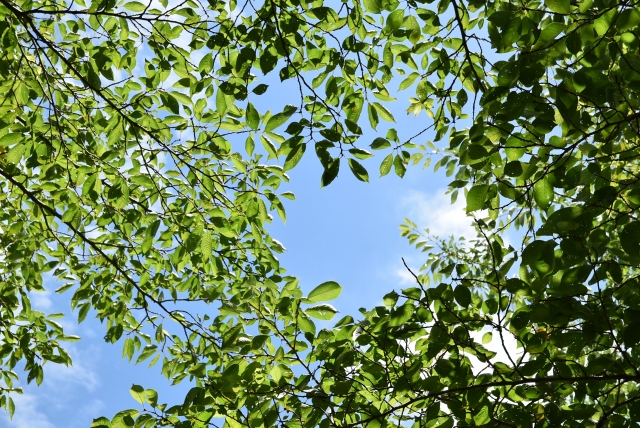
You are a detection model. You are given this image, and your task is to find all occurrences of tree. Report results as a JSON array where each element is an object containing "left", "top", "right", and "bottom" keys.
[{"left": 1, "top": 0, "right": 639, "bottom": 424}]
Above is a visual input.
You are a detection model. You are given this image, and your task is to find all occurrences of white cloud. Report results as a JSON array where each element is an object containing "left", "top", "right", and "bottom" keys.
[
  {"left": 0, "top": 394, "right": 56, "bottom": 428},
  {"left": 469, "top": 326, "right": 525, "bottom": 375},
  {"left": 31, "top": 291, "right": 52, "bottom": 310},
  {"left": 401, "top": 189, "right": 477, "bottom": 239},
  {"left": 1, "top": 389, "right": 104, "bottom": 428},
  {"left": 46, "top": 344, "right": 101, "bottom": 392},
  {"left": 394, "top": 267, "right": 417, "bottom": 286},
  {"left": 1, "top": 342, "right": 104, "bottom": 427}
]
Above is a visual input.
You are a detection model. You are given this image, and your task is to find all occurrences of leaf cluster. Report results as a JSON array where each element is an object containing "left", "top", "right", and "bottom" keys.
[{"left": 1, "top": 0, "right": 640, "bottom": 425}]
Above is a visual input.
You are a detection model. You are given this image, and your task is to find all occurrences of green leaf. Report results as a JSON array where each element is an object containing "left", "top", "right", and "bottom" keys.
[
  {"left": 398, "top": 72, "right": 420, "bottom": 91},
  {"left": 163, "top": 94, "right": 180, "bottom": 114},
  {"left": 245, "top": 136, "right": 255, "bottom": 156},
  {"left": 594, "top": 9, "right": 615, "bottom": 36},
  {"left": 383, "top": 291, "right": 399, "bottom": 307},
  {"left": 246, "top": 102, "right": 260, "bottom": 130},
  {"left": 109, "top": 182, "right": 129, "bottom": 210},
  {"left": 348, "top": 158, "right": 369, "bottom": 182},
  {"left": 77, "top": 303, "right": 90, "bottom": 323},
  {"left": 466, "top": 184, "right": 489, "bottom": 212},
  {"left": 454, "top": 285, "right": 471, "bottom": 307},
  {"left": 306, "top": 281, "right": 342, "bottom": 303},
  {"left": 171, "top": 92, "right": 193, "bottom": 106},
  {"left": 363, "top": 0, "right": 381, "bottom": 13},
  {"left": 344, "top": 92, "right": 364, "bottom": 124},
  {"left": 265, "top": 105, "right": 296, "bottom": 132},
  {"left": 5, "top": 143, "right": 25, "bottom": 164},
  {"left": 505, "top": 137, "right": 527, "bottom": 160},
  {"left": 199, "top": 53, "right": 213, "bottom": 74},
  {"left": 91, "top": 417, "right": 111, "bottom": 428},
  {"left": 216, "top": 88, "right": 227, "bottom": 114},
  {"left": 473, "top": 405, "right": 491, "bottom": 426},
  {"left": 122, "top": 338, "right": 135, "bottom": 362},
  {"left": 252, "top": 84, "right": 268, "bottom": 94},
  {"left": 284, "top": 143, "right": 305, "bottom": 171},
  {"left": 533, "top": 177, "right": 553, "bottom": 211},
  {"left": 371, "top": 102, "right": 395, "bottom": 122},
  {"left": 55, "top": 283, "right": 74, "bottom": 293},
  {"left": 534, "top": 22, "right": 565, "bottom": 48},
  {"left": 393, "top": 155, "right": 406, "bottom": 178},
  {"left": 0, "top": 133, "right": 22, "bottom": 147},
  {"left": 389, "top": 304, "right": 414, "bottom": 326},
  {"left": 135, "top": 345, "right": 157, "bottom": 365},
  {"left": 61, "top": 335, "right": 81, "bottom": 342},
  {"left": 387, "top": 9, "right": 404, "bottom": 31},
  {"left": 321, "top": 158, "right": 340, "bottom": 187},
  {"left": 145, "top": 389, "right": 158, "bottom": 407},
  {"left": 306, "top": 304, "right": 338, "bottom": 320},
  {"left": 621, "top": 221, "right": 640, "bottom": 259},
  {"left": 260, "top": 135, "right": 278, "bottom": 159},
  {"left": 380, "top": 153, "right": 393, "bottom": 177},
  {"left": 224, "top": 417, "right": 243, "bottom": 428},
  {"left": 8, "top": 397, "right": 14, "bottom": 420},
  {"left": 201, "top": 231, "right": 212, "bottom": 261},
  {"left": 123, "top": 1, "right": 146, "bottom": 11},
  {"left": 406, "top": 15, "right": 421, "bottom": 45},
  {"left": 368, "top": 103, "right": 379, "bottom": 130},
  {"left": 297, "top": 313, "right": 316, "bottom": 336},
  {"left": 348, "top": 148, "right": 373, "bottom": 160},
  {"left": 371, "top": 137, "right": 391, "bottom": 150},
  {"left": 497, "top": 61, "right": 520, "bottom": 87},
  {"left": 383, "top": 43, "right": 393, "bottom": 69},
  {"left": 130, "top": 384, "right": 146, "bottom": 404},
  {"left": 504, "top": 161, "right": 523, "bottom": 177},
  {"left": 545, "top": 0, "right": 570, "bottom": 14}
]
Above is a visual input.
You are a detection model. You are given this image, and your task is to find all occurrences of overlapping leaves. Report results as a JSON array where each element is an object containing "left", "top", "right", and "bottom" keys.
[{"left": 2, "top": 0, "right": 640, "bottom": 425}]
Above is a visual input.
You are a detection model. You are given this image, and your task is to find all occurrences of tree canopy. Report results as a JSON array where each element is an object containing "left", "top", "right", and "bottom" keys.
[{"left": 1, "top": 0, "right": 640, "bottom": 425}]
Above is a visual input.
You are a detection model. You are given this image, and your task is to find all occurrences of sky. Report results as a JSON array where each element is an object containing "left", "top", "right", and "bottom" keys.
[
  {"left": 1, "top": 8, "right": 501, "bottom": 427},
  {"left": 3, "top": 140, "right": 477, "bottom": 427}
]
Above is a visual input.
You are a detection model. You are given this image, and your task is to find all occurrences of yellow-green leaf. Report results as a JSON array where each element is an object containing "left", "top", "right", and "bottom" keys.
[
  {"left": 306, "top": 281, "right": 342, "bottom": 303},
  {"left": 533, "top": 177, "right": 553, "bottom": 211}
]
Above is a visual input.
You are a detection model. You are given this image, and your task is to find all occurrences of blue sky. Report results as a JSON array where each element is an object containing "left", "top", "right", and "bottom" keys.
[
  {"left": 2, "top": 137, "right": 478, "bottom": 427},
  {"left": 1, "top": 9, "right": 492, "bottom": 425}
]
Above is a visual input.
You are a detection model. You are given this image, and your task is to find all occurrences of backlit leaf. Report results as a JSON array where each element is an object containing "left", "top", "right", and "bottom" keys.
[
  {"left": 307, "top": 281, "right": 342, "bottom": 303},
  {"left": 466, "top": 184, "right": 489, "bottom": 212},
  {"left": 306, "top": 304, "right": 338, "bottom": 320}
]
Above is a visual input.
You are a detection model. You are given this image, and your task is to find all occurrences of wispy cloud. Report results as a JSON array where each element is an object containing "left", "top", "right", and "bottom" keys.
[
  {"left": 400, "top": 189, "right": 476, "bottom": 239},
  {"left": 2, "top": 342, "right": 104, "bottom": 428},
  {"left": 46, "top": 344, "right": 101, "bottom": 392},
  {"left": 0, "top": 394, "right": 56, "bottom": 428},
  {"left": 394, "top": 267, "right": 416, "bottom": 286},
  {"left": 31, "top": 291, "right": 53, "bottom": 310},
  {"left": 393, "top": 189, "right": 476, "bottom": 285}
]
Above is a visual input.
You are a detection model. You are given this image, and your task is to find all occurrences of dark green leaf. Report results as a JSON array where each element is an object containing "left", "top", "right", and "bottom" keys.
[
  {"left": 454, "top": 285, "right": 471, "bottom": 307},
  {"left": 348, "top": 158, "right": 369, "bottom": 182},
  {"left": 321, "top": 158, "right": 340, "bottom": 187}
]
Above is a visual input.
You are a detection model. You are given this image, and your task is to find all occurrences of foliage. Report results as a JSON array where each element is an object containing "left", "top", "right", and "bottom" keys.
[{"left": 1, "top": 0, "right": 640, "bottom": 424}]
